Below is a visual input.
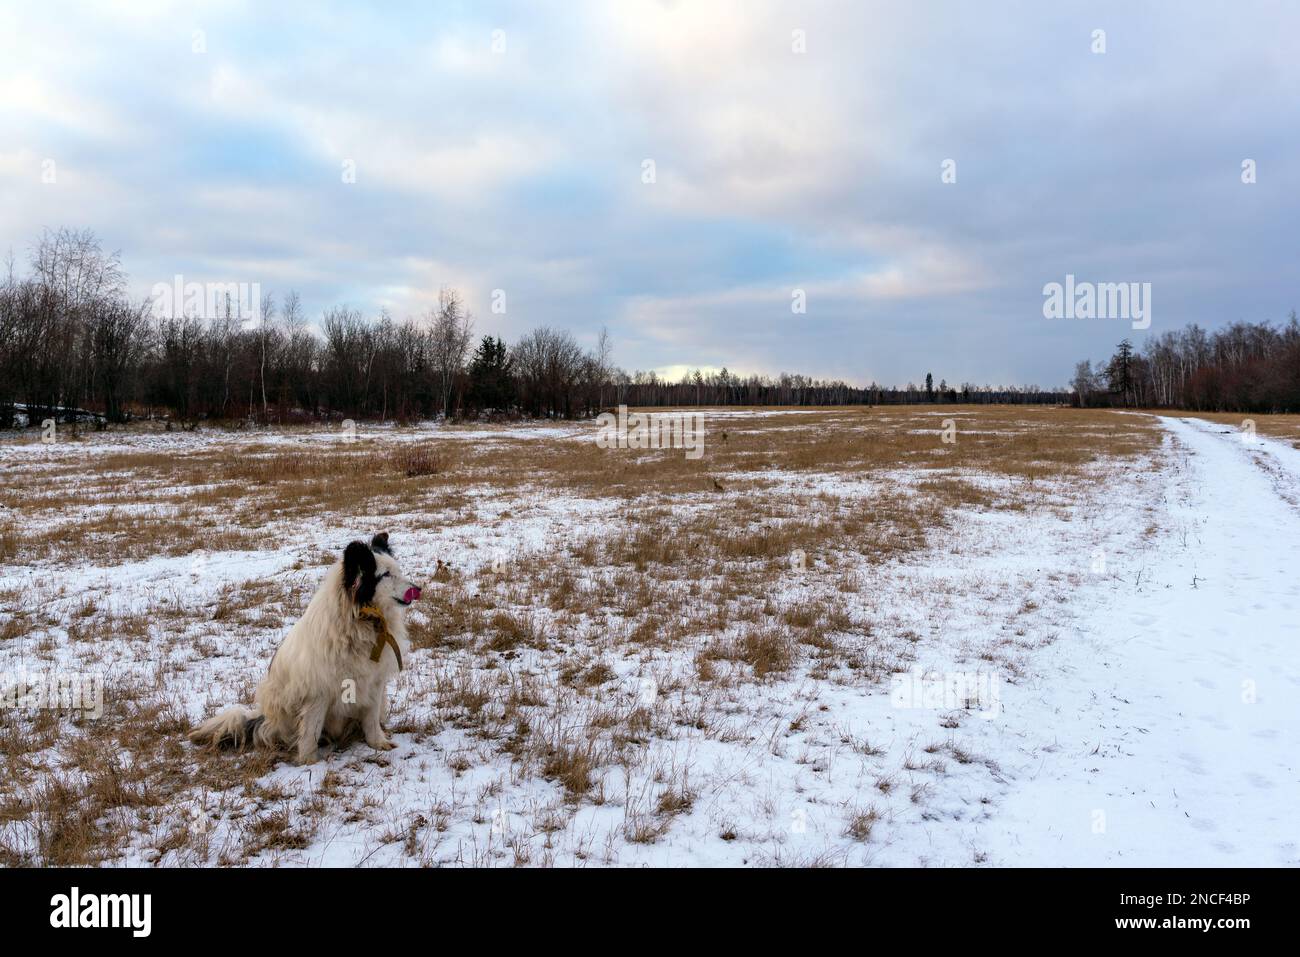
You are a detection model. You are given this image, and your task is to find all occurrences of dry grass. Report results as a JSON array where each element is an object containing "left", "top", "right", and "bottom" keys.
[
  {"left": 0, "top": 405, "right": 1162, "bottom": 865},
  {"left": 0, "top": 407, "right": 1152, "bottom": 566},
  {"left": 1165, "top": 410, "right": 1300, "bottom": 448},
  {"left": 0, "top": 683, "right": 281, "bottom": 866},
  {"left": 844, "top": 805, "right": 882, "bottom": 842}
]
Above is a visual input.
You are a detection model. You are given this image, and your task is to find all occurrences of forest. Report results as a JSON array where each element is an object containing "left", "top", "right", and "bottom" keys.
[
  {"left": 7, "top": 228, "right": 1295, "bottom": 426},
  {"left": 0, "top": 229, "right": 1068, "bottom": 426},
  {"left": 1074, "top": 315, "right": 1300, "bottom": 412}
]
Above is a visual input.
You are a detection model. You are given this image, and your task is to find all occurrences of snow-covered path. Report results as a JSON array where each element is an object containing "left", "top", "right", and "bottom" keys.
[{"left": 988, "top": 415, "right": 1300, "bottom": 866}]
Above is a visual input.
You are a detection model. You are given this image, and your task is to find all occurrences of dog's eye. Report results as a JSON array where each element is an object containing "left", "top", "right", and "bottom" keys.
[{"left": 376, "top": 571, "right": 390, "bottom": 580}]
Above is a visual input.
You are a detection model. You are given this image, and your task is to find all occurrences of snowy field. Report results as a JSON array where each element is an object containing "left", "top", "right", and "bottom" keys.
[{"left": 0, "top": 407, "right": 1296, "bottom": 867}]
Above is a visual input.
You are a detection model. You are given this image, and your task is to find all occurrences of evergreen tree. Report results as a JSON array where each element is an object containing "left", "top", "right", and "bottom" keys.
[
  {"left": 467, "top": 335, "right": 514, "bottom": 411},
  {"left": 1107, "top": 340, "right": 1134, "bottom": 406}
]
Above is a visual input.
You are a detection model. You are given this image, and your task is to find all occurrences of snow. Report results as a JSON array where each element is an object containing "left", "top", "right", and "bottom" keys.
[
  {"left": 981, "top": 417, "right": 1300, "bottom": 865},
  {"left": 2, "top": 412, "right": 1296, "bottom": 866}
]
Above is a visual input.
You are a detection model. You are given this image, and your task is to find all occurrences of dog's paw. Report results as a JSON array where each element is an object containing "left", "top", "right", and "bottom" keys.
[{"left": 367, "top": 737, "right": 396, "bottom": 752}]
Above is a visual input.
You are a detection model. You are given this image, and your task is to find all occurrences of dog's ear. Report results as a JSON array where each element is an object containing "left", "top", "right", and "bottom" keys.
[
  {"left": 371, "top": 532, "right": 391, "bottom": 555},
  {"left": 342, "top": 540, "right": 378, "bottom": 605}
]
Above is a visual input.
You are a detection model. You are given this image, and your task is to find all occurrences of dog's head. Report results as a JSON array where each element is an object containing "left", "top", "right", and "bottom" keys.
[{"left": 342, "top": 532, "right": 422, "bottom": 609}]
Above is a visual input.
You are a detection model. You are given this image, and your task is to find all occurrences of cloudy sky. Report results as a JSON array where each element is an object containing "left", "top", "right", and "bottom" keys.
[{"left": 3, "top": 0, "right": 1297, "bottom": 387}]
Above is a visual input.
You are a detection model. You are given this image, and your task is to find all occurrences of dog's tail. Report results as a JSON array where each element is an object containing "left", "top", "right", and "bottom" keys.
[{"left": 188, "top": 705, "right": 266, "bottom": 750}]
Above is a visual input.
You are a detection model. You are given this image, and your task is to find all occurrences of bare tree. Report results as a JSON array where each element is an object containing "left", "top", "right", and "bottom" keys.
[
  {"left": 1071, "top": 360, "right": 1098, "bottom": 407},
  {"left": 30, "top": 227, "right": 124, "bottom": 308},
  {"left": 595, "top": 326, "right": 613, "bottom": 410},
  {"left": 322, "top": 307, "right": 370, "bottom": 415},
  {"left": 88, "top": 296, "right": 149, "bottom": 422},
  {"left": 429, "top": 288, "right": 474, "bottom": 419},
  {"left": 512, "top": 325, "right": 585, "bottom": 417}
]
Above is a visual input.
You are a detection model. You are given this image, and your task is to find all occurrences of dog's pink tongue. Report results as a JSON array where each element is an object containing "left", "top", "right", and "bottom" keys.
[{"left": 404, "top": 587, "right": 422, "bottom": 602}]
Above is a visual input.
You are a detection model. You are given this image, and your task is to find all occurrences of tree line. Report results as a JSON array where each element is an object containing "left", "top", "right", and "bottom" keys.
[
  {"left": 2, "top": 228, "right": 1075, "bottom": 428},
  {"left": 1073, "top": 314, "right": 1300, "bottom": 412}
]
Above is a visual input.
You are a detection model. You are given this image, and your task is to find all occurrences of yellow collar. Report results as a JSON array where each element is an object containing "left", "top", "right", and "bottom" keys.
[{"left": 359, "top": 604, "right": 403, "bottom": 671}]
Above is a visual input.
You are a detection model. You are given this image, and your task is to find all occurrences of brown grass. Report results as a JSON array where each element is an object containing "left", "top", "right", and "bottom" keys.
[
  {"left": 0, "top": 407, "right": 1155, "bottom": 567},
  {"left": 0, "top": 405, "right": 1162, "bottom": 864},
  {"left": 1164, "top": 410, "right": 1300, "bottom": 448}
]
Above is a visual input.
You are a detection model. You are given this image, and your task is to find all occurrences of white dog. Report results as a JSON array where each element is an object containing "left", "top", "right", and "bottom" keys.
[{"left": 190, "top": 532, "right": 421, "bottom": 764}]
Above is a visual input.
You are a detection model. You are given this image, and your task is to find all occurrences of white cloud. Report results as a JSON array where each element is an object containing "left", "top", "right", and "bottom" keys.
[
  {"left": 205, "top": 59, "right": 561, "bottom": 201},
  {"left": 5, "top": 0, "right": 1300, "bottom": 385}
]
